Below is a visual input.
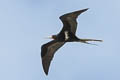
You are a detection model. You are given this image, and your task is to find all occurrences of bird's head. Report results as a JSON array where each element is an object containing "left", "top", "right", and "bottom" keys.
[
  {"left": 52, "top": 35, "right": 57, "bottom": 40},
  {"left": 45, "top": 35, "right": 57, "bottom": 40}
]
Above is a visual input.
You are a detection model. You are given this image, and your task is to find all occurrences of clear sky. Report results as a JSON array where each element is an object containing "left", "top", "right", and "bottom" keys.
[{"left": 0, "top": 0, "right": 120, "bottom": 80}]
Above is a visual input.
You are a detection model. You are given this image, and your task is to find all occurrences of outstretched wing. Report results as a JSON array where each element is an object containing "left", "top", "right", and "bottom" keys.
[
  {"left": 41, "top": 40, "right": 65, "bottom": 75},
  {"left": 59, "top": 8, "right": 89, "bottom": 34}
]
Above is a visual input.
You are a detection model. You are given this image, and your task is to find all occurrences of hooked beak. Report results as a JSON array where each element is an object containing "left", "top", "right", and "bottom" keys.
[{"left": 44, "top": 36, "right": 53, "bottom": 39}]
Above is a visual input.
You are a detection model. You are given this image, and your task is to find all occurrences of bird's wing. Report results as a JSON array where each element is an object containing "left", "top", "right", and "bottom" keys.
[
  {"left": 41, "top": 40, "right": 65, "bottom": 75},
  {"left": 59, "top": 8, "right": 89, "bottom": 34}
]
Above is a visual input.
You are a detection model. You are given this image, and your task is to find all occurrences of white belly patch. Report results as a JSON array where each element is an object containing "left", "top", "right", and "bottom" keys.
[{"left": 64, "top": 31, "right": 69, "bottom": 41}]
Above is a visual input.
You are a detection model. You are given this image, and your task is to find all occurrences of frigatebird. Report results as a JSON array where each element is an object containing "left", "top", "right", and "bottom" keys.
[{"left": 41, "top": 8, "right": 102, "bottom": 75}]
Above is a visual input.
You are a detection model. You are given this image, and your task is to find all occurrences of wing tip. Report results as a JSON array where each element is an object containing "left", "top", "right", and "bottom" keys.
[
  {"left": 59, "top": 8, "right": 89, "bottom": 19},
  {"left": 43, "top": 65, "right": 49, "bottom": 76},
  {"left": 45, "top": 71, "right": 48, "bottom": 75},
  {"left": 42, "top": 58, "right": 50, "bottom": 76},
  {"left": 82, "top": 8, "right": 89, "bottom": 12}
]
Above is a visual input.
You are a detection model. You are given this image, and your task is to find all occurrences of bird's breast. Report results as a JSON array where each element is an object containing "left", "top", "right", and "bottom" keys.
[
  {"left": 64, "top": 31, "right": 69, "bottom": 41},
  {"left": 57, "top": 30, "right": 78, "bottom": 42}
]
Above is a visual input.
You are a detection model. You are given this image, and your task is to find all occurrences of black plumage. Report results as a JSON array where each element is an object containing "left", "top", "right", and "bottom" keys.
[{"left": 41, "top": 8, "right": 102, "bottom": 75}]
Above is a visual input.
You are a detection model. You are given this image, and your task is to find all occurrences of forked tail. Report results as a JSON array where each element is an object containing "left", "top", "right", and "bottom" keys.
[
  {"left": 78, "top": 39, "right": 103, "bottom": 46},
  {"left": 80, "top": 39, "right": 103, "bottom": 42}
]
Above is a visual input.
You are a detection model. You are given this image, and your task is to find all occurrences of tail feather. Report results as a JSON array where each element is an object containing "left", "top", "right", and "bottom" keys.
[
  {"left": 81, "top": 41, "right": 98, "bottom": 46},
  {"left": 78, "top": 38, "right": 103, "bottom": 45},
  {"left": 80, "top": 39, "right": 103, "bottom": 42}
]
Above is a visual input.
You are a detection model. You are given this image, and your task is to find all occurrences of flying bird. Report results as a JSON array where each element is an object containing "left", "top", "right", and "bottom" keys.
[{"left": 41, "top": 8, "right": 102, "bottom": 75}]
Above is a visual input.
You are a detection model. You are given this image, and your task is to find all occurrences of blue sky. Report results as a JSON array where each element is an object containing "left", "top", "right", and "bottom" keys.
[{"left": 0, "top": 0, "right": 120, "bottom": 80}]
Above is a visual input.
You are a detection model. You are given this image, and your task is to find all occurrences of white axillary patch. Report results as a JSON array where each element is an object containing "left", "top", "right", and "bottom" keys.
[{"left": 64, "top": 31, "right": 69, "bottom": 41}]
